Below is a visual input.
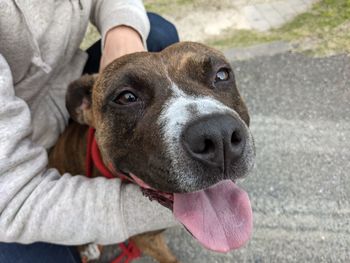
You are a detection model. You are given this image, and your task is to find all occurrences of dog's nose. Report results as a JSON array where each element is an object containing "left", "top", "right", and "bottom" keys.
[{"left": 182, "top": 115, "right": 246, "bottom": 170}]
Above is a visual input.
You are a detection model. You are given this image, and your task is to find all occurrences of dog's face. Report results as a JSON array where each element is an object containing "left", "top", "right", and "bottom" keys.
[{"left": 67, "top": 42, "right": 255, "bottom": 193}]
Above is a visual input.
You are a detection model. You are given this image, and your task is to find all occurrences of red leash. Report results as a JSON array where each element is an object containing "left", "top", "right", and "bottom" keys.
[{"left": 85, "top": 128, "right": 141, "bottom": 263}]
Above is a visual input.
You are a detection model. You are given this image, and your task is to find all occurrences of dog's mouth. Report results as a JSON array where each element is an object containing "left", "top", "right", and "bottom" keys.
[
  {"left": 128, "top": 173, "right": 174, "bottom": 209},
  {"left": 127, "top": 172, "right": 253, "bottom": 253}
]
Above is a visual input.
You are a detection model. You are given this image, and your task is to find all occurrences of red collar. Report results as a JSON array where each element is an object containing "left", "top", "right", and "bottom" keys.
[{"left": 86, "top": 128, "right": 131, "bottom": 181}]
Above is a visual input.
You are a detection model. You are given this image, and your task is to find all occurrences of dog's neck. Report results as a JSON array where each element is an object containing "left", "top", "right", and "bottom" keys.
[{"left": 48, "top": 122, "right": 96, "bottom": 176}]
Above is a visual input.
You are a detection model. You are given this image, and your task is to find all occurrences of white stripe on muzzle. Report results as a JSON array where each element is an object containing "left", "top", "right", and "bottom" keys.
[{"left": 157, "top": 83, "right": 254, "bottom": 188}]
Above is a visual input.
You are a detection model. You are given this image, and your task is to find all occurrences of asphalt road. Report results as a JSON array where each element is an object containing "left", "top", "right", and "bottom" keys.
[{"left": 135, "top": 52, "right": 350, "bottom": 263}]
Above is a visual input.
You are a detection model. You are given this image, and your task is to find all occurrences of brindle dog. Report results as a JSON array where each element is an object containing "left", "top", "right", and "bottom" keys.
[{"left": 48, "top": 42, "right": 255, "bottom": 263}]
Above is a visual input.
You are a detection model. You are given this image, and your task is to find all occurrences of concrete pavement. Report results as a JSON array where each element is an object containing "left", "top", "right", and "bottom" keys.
[
  {"left": 167, "top": 0, "right": 320, "bottom": 42},
  {"left": 135, "top": 51, "right": 350, "bottom": 262},
  {"left": 242, "top": 0, "right": 319, "bottom": 31}
]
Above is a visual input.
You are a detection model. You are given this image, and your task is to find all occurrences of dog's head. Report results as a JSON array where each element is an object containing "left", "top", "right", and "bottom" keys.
[
  {"left": 67, "top": 42, "right": 255, "bottom": 193},
  {"left": 67, "top": 42, "right": 256, "bottom": 251}
]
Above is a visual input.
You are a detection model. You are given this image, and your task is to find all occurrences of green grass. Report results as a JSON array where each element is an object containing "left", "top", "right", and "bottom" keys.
[
  {"left": 145, "top": 0, "right": 193, "bottom": 14},
  {"left": 207, "top": 0, "right": 350, "bottom": 55},
  {"left": 81, "top": 24, "right": 100, "bottom": 50},
  {"left": 206, "top": 30, "right": 280, "bottom": 50}
]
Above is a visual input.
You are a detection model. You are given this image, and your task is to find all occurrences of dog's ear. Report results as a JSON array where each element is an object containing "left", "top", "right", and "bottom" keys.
[{"left": 66, "top": 74, "right": 97, "bottom": 127}]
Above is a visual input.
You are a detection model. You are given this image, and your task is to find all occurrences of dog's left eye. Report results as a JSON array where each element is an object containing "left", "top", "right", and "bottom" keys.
[
  {"left": 215, "top": 68, "right": 230, "bottom": 83},
  {"left": 114, "top": 91, "right": 138, "bottom": 105}
]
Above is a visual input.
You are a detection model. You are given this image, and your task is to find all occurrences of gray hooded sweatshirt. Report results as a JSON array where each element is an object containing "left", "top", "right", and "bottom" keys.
[{"left": 0, "top": 0, "right": 176, "bottom": 245}]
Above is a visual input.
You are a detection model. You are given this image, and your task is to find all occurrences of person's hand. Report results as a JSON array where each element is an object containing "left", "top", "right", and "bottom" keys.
[{"left": 100, "top": 25, "right": 145, "bottom": 71}]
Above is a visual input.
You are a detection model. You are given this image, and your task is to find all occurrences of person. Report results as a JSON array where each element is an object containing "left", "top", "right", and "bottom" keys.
[{"left": 0, "top": 1, "right": 179, "bottom": 262}]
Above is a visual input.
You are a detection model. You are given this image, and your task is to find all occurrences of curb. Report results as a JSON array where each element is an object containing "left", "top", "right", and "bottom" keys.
[{"left": 224, "top": 41, "right": 292, "bottom": 61}]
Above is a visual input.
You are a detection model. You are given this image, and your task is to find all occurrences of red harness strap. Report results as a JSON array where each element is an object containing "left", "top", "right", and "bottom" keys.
[{"left": 85, "top": 128, "right": 141, "bottom": 263}]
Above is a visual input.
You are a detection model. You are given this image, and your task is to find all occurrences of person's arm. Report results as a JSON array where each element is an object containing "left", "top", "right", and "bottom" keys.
[
  {"left": 100, "top": 26, "right": 145, "bottom": 71},
  {"left": 90, "top": 0, "right": 150, "bottom": 70},
  {"left": 0, "top": 54, "right": 176, "bottom": 244}
]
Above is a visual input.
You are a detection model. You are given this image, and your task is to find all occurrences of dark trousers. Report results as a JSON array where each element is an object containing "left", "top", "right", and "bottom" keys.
[{"left": 0, "top": 12, "right": 178, "bottom": 263}]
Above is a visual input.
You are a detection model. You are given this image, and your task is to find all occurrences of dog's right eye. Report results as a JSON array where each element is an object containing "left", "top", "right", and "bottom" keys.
[{"left": 114, "top": 91, "right": 139, "bottom": 105}]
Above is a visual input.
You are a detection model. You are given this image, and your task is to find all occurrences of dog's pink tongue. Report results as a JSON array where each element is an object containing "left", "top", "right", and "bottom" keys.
[{"left": 173, "top": 180, "right": 252, "bottom": 252}]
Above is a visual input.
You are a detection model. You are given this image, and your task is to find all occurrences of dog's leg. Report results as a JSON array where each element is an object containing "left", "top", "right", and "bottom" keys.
[{"left": 131, "top": 232, "right": 180, "bottom": 263}]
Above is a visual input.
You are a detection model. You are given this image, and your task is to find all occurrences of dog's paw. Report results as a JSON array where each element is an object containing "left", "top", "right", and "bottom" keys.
[{"left": 80, "top": 243, "right": 102, "bottom": 263}]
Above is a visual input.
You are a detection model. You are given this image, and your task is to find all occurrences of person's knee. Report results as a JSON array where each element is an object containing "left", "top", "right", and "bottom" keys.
[
  {"left": 147, "top": 12, "right": 179, "bottom": 52},
  {"left": 158, "top": 16, "right": 179, "bottom": 45}
]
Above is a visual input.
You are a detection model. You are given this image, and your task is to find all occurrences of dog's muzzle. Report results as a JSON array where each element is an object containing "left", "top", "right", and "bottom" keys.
[{"left": 181, "top": 114, "right": 247, "bottom": 174}]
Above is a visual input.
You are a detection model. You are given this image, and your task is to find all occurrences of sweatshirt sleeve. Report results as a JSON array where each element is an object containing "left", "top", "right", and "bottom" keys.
[
  {"left": 0, "top": 54, "right": 176, "bottom": 245},
  {"left": 90, "top": 0, "right": 150, "bottom": 48}
]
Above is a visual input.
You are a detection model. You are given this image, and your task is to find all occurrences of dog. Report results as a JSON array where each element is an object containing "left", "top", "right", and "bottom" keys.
[{"left": 48, "top": 42, "right": 255, "bottom": 263}]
